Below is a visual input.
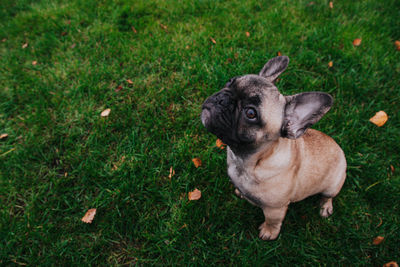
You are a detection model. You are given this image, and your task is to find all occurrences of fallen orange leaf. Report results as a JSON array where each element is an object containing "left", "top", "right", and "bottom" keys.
[
  {"left": 373, "top": 236, "right": 384, "bottom": 245},
  {"left": 390, "top": 165, "right": 395, "bottom": 173},
  {"left": 115, "top": 85, "right": 123, "bottom": 92},
  {"left": 131, "top": 26, "right": 137, "bottom": 33},
  {"left": 210, "top": 37, "right": 216, "bottom": 44},
  {"left": 168, "top": 166, "right": 175, "bottom": 179},
  {"left": 369, "top": 111, "right": 388, "bottom": 127},
  {"left": 188, "top": 188, "right": 201, "bottom": 200},
  {"left": 383, "top": 262, "right": 399, "bottom": 267},
  {"left": 328, "top": 61, "right": 333, "bottom": 68},
  {"left": 216, "top": 139, "right": 226, "bottom": 149},
  {"left": 192, "top": 158, "right": 202, "bottom": 168},
  {"left": 22, "top": 43, "right": 28, "bottom": 49},
  {"left": 277, "top": 51, "right": 282, "bottom": 56},
  {"left": 126, "top": 79, "right": 133, "bottom": 84},
  {"left": 101, "top": 108, "right": 111, "bottom": 117},
  {"left": 245, "top": 32, "right": 250, "bottom": 37},
  {"left": 32, "top": 61, "right": 37, "bottom": 65},
  {"left": 81, "top": 208, "right": 97, "bottom": 223},
  {"left": 0, "top": 133, "right": 8, "bottom": 139},
  {"left": 329, "top": 1, "right": 333, "bottom": 8},
  {"left": 395, "top": 41, "right": 400, "bottom": 51},
  {"left": 353, "top": 38, "right": 362, "bottom": 46}
]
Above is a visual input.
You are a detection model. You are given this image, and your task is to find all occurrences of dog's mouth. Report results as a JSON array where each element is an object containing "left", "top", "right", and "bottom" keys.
[{"left": 201, "top": 107, "right": 243, "bottom": 148}]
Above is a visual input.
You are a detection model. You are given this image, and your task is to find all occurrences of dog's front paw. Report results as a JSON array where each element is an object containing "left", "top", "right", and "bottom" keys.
[
  {"left": 320, "top": 205, "right": 333, "bottom": 218},
  {"left": 320, "top": 197, "right": 333, "bottom": 218},
  {"left": 258, "top": 222, "right": 281, "bottom": 240}
]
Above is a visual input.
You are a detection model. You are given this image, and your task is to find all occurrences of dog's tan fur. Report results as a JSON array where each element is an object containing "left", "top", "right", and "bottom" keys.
[
  {"left": 201, "top": 56, "right": 347, "bottom": 240},
  {"left": 228, "top": 129, "right": 346, "bottom": 240}
]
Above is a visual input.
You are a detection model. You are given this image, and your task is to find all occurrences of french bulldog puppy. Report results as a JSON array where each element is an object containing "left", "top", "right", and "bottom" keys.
[{"left": 201, "top": 56, "right": 346, "bottom": 240}]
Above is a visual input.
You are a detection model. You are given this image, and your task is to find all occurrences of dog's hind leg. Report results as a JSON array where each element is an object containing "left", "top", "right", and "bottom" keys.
[{"left": 320, "top": 170, "right": 346, "bottom": 218}]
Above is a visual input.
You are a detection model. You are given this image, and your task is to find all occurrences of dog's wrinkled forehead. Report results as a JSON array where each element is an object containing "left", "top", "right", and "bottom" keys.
[{"left": 229, "top": 74, "right": 279, "bottom": 104}]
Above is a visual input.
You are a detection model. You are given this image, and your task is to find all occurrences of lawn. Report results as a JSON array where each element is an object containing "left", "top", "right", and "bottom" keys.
[{"left": 1, "top": 0, "right": 399, "bottom": 265}]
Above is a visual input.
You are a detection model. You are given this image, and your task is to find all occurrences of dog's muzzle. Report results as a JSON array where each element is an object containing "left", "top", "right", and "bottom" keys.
[{"left": 201, "top": 108, "right": 211, "bottom": 127}]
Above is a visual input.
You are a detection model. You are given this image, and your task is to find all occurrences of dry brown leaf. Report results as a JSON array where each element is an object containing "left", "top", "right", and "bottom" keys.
[
  {"left": 32, "top": 61, "right": 37, "bottom": 65},
  {"left": 210, "top": 37, "right": 216, "bottom": 44},
  {"left": 168, "top": 166, "right": 175, "bottom": 179},
  {"left": 115, "top": 85, "right": 123, "bottom": 92},
  {"left": 101, "top": 108, "right": 111, "bottom": 117},
  {"left": 81, "top": 208, "right": 97, "bottom": 223},
  {"left": 160, "top": 23, "right": 168, "bottom": 30},
  {"left": 192, "top": 158, "right": 202, "bottom": 168},
  {"left": 383, "top": 261, "right": 399, "bottom": 267},
  {"left": 127, "top": 79, "right": 133, "bottom": 84},
  {"left": 369, "top": 111, "right": 388, "bottom": 127},
  {"left": 329, "top": 1, "right": 333, "bottom": 8},
  {"left": 216, "top": 139, "right": 226, "bottom": 149},
  {"left": 390, "top": 165, "right": 395, "bottom": 173},
  {"left": 373, "top": 236, "right": 384, "bottom": 245},
  {"left": 328, "top": 61, "right": 333, "bottom": 68},
  {"left": 112, "top": 156, "right": 126, "bottom": 171},
  {"left": 70, "top": 43, "right": 76, "bottom": 49},
  {"left": 245, "top": 32, "right": 250, "bottom": 37},
  {"left": 2, "top": 38, "right": 7, "bottom": 42},
  {"left": 376, "top": 217, "right": 382, "bottom": 228},
  {"left": 22, "top": 43, "right": 28, "bottom": 49},
  {"left": 277, "top": 51, "right": 282, "bottom": 56},
  {"left": 131, "top": 26, "right": 137, "bottom": 33},
  {"left": 0, "top": 133, "right": 8, "bottom": 139},
  {"left": 353, "top": 38, "right": 362, "bottom": 46},
  {"left": 188, "top": 188, "right": 201, "bottom": 200}
]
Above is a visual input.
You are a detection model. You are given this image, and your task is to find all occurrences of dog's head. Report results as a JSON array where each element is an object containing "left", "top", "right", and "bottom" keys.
[{"left": 201, "top": 56, "right": 333, "bottom": 151}]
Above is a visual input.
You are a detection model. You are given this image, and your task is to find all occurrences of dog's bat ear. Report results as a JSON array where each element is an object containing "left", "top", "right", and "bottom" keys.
[
  {"left": 259, "top": 56, "right": 289, "bottom": 83},
  {"left": 281, "top": 92, "right": 333, "bottom": 139}
]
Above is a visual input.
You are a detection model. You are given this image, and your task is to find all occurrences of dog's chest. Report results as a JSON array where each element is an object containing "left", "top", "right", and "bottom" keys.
[{"left": 227, "top": 148, "right": 263, "bottom": 206}]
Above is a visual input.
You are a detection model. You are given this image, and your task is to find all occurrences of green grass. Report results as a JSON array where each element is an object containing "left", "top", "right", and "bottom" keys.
[{"left": 1, "top": 0, "right": 399, "bottom": 265}]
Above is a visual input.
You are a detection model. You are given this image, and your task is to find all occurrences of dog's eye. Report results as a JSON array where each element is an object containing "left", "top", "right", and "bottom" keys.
[{"left": 245, "top": 108, "right": 257, "bottom": 120}]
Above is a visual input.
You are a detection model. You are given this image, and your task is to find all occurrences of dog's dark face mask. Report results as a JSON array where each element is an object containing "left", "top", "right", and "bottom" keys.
[
  {"left": 201, "top": 75, "right": 271, "bottom": 150},
  {"left": 201, "top": 56, "right": 333, "bottom": 151}
]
